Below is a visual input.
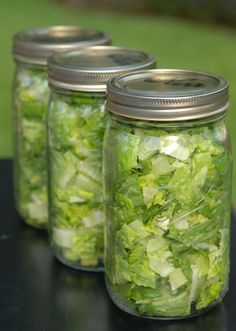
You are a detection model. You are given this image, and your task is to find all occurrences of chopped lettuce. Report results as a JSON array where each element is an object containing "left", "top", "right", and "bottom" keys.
[
  {"left": 104, "top": 116, "right": 231, "bottom": 317},
  {"left": 48, "top": 91, "right": 106, "bottom": 269},
  {"left": 13, "top": 66, "right": 49, "bottom": 227}
]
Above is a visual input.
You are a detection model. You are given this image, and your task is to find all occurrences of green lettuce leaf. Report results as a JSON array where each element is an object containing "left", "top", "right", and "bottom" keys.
[
  {"left": 14, "top": 66, "right": 49, "bottom": 227},
  {"left": 104, "top": 115, "right": 231, "bottom": 317},
  {"left": 49, "top": 91, "right": 106, "bottom": 269}
]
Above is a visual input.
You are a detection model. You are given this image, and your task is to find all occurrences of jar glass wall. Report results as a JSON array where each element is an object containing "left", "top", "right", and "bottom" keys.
[
  {"left": 12, "top": 26, "right": 111, "bottom": 229},
  {"left": 13, "top": 63, "right": 49, "bottom": 228},
  {"left": 103, "top": 113, "right": 232, "bottom": 319},
  {"left": 47, "top": 46, "right": 156, "bottom": 270},
  {"left": 48, "top": 88, "right": 106, "bottom": 271}
]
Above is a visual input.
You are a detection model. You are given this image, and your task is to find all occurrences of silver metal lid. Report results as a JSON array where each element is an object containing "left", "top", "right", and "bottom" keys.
[
  {"left": 48, "top": 46, "right": 156, "bottom": 92},
  {"left": 13, "top": 26, "right": 112, "bottom": 65},
  {"left": 106, "top": 69, "right": 229, "bottom": 121}
]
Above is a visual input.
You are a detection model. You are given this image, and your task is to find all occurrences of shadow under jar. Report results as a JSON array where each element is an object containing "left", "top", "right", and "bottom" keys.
[
  {"left": 12, "top": 26, "right": 111, "bottom": 229},
  {"left": 103, "top": 69, "right": 232, "bottom": 318},
  {"left": 47, "top": 46, "right": 156, "bottom": 271}
]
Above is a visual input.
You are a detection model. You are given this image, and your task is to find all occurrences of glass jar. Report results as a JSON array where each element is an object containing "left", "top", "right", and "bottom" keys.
[
  {"left": 47, "top": 46, "right": 156, "bottom": 271},
  {"left": 103, "top": 69, "right": 232, "bottom": 318},
  {"left": 12, "top": 26, "right": 111, "bottom": 229}
]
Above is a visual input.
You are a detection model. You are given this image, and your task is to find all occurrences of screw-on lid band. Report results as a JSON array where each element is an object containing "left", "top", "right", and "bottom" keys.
[
  {"left": 13, "top": 26, "right": 112, "bottom": 65},
  {"left": 106, "top": 69, "right": 229, "bottom": 121},
  {"left": 48, "top": 46, "right": 156, "bottom": 92}
]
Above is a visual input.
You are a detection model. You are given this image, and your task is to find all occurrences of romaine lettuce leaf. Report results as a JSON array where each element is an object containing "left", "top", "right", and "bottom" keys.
[
  {"left": 104, "top": 116, "right": 231, "bottom": 317},
  {"left": 49, "top": 91, "right": 106, "bottom": 269},
  {"left": 14, "top": 66, "right": 49, "bottom": 227}
]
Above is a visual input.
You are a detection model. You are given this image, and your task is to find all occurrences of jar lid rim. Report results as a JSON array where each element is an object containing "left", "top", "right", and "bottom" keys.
[
  {"left": 12, "top": 26, "right": 112, "bottom": 65},
  {"left": 106, "top": 69, "right": 229, "bottom": 121},
  {"left": 47, "top": 46, "right": 156, "bottom": 91}
]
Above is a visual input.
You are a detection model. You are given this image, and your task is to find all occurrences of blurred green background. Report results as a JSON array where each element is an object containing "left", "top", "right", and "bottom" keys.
[{"left": 0, "top": 0, "right": 235, "bottom": 206}]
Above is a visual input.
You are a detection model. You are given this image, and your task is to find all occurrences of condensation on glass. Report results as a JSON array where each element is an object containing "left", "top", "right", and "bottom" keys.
[
  {"left": 103, "top": 69, "right": 232, "bottom": 319},
  {"left": 12, "top": 26, "right": 111, "bottom": 229},
  {"left": 47, "top": 46, "right": 156, "bottom": 271}
]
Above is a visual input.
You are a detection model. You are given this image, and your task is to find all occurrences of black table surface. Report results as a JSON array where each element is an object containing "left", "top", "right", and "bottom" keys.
[{"left": 0, "top": 159, "right": 235, "bottom": 331}]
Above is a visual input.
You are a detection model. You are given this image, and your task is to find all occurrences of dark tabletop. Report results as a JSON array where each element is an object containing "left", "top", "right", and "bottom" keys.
[{"left": 0, "top": 159, "right": 235, "bottom": 331}]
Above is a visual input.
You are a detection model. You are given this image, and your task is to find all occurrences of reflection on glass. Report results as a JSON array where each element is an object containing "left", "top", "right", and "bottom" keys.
[
  {"left": 19, "top": 225, "right": 53, "bottom": 329},
  {"left": 50, "top": 262, "right": 110, "bottom": 331},
  {"left": 18, "top": 224, "right": 228, "bottom": 331},
  {"left": 109, "top": 301, "right": 227, "bottom": 331}
]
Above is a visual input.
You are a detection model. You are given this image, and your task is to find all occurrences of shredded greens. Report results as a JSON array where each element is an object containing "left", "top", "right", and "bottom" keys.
[
  {"left": 48, "top": 91, "right": 106, "bottom": 269},
  {"left": 13, "top": 65, "right": 49, "bottom": 227},
  {"left": 104, "top": 115, "right": 231, "bottom": 317}
]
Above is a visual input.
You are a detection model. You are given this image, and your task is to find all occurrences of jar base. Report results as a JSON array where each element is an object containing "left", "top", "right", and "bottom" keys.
[
  {"left": 17, "top": 209, "right": 48, "bottom": 230},
  {"left": 105, "top": 278, "right": 228, "bottom": 320},
  {"left": 52, "top": 246, "right": 104, "bottom": 273}
]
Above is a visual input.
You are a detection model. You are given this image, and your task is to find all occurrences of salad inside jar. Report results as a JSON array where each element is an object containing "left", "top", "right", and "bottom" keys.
[
  {"left": 14, "top": 65, "right": 49, "bottom": 228},
  {"left": 48, "top": 91, "right": 106, "bottom": 270},
  {"left": 104, "top": 115, "right": 231, "bottom": 318}
]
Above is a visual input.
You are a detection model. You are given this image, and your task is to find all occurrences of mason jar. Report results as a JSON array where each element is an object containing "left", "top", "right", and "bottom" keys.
[
  {"left": 103, "top": 69, "right": 232, "bottom": 318},
  {"left": 12, "top": 26, "right": 111, "bottom": 229},
  {"left": 47, "top": 46, "right": 156, "bottom": 271}
]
